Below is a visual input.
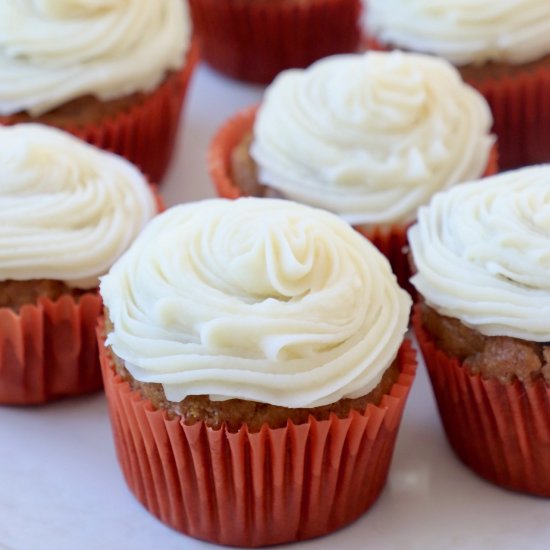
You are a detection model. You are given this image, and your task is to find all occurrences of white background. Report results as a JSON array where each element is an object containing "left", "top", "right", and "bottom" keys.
[{"left": 1, "top": 63, "right": 550, "bottom": 550}]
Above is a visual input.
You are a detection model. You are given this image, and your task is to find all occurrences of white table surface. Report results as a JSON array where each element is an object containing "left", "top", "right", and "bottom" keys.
[{"left": 2, "top": 63, "right": 550, "bottom": 550}]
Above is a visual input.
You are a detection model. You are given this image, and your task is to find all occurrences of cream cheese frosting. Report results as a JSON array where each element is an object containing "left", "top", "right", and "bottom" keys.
[
  {"left": 100, "top": 198, "right": 411, "bottom": 408},
  {"left": 0, "top": 0, "right": 191, "bottom": 116},
  {"left": 365, "top": 0, "right": 550, "bottom": 66},
  {"left": 409, "top": 165, "right": 550, "bottom": 341},
  {"left": 0, "top": 124, "right": 157, "bottom": 288},
  {"left": 250, "top": 51, "right": 493, "bottom": 227}
]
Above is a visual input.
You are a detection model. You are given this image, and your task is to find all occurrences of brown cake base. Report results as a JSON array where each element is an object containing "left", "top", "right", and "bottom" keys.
[
  {"left": 0, "top": 279, "right": 87, "bottom": 312},
  {"left": 420, "top": 303, "right": 550, "bottom": 385},
  {"left": 98, "top": 316, "right": 417, "bottom": 546}
]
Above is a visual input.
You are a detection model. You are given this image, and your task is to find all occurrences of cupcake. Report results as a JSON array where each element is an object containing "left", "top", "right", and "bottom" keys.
[
  {"left": 363, "top": 0, "right": 550, "bottom": 169},
  {"left": 99, "top": 197, "right": 416, "bottom": 546},
  {"left": 0, "top": 0, "right": 197, "bottom": 182},
  {"left": 409, "top": 165, "right": 550, "bottom": 496},
  {"left": 0, "top": 124, "right": 158, "bottom": 405},
  {"left": 209, "top": 51, "right": 497, "bottom": 291},
  {"left": 188, "top": 0, "right": 361, "bottom": 83}
]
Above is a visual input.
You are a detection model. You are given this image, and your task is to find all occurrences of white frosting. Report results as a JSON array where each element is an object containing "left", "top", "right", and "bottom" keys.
[
  {"left": 250, "top": 51, "right": 493, "bottom": 227},
  {"left": 0, "top": 124, "right": 157, "bottom": 288},
  {"left": 365, "top": 0, "right": 550, "bottom": 66},
  {"left": 0, "top": 0, "right": 191, "bottom": 116},
  {"left": 409, "top": 165, "right": 550, "bottom": 342},
  {"left": 100, "top": 198, "right": 411, "bottom": 408}
]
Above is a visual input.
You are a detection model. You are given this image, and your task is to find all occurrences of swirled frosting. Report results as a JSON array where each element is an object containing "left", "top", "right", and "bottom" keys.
[
  {"left": 0, "top": 124, "right": 157, "bottom": 288},
  {"left": 100, "top": 198, "right": 411, "bottom": 408},
  {"left": 0, "top": 0, "right": 191, "bottom": 116},
  {"left": 365, "top": 0, "right": 550, "bottom": 66},
  {"left": 409, "top": 165, "right": 550, "bottom": 341},
  {"left": 250, "top": 51, "right": 493, "bottom": 227}
]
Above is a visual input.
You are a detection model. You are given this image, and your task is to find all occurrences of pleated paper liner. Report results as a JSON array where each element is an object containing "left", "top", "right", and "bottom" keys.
[
  {"left": 0, "top": 189, "right": 165, "bottom": 406},
  {"left": 208, "top": 106, "right": 498, "bottom": 296},
  {"left": 462, "top": 62, "right": 550, "bottom": 170},
  {"left": 413, "top": 306, "right": 550, "bottom": 497},
  {"left": 98, "top": 318, "right": 417, "bottom": 547},
  {"left": 364, "top": 34, "right": 550, "bottom": 170},
  {"left": 355, "top": 224, "right": 412, "bottom": 296},
  {"left": 0, "top": 293, "right": 103, "bottom": 405},
  {"left": 188, "top": 0, "right": 361, "bottom": 84},
  {"left": 0, "top": 40, "right": 199, "bottom": 184}
]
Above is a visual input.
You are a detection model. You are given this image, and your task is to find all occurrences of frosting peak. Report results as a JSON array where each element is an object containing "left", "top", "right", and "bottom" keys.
[
  {"left": 0, "top": 124, "right": 157, "bottom": 288},
  {"left": 100, "top": 198, "right": 411, "bottom": 408},
  {"left": 250, "top": 51, "right": 493, "bottom": 226},
  {"left": 409, "top": 165, "right": 550, "bottom": 341},
  {"left": 0, "top": 0, "right": 191, "bottom": 115}
]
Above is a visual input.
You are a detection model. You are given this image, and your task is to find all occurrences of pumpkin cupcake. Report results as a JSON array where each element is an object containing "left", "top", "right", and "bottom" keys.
[
  {"left": 363, "top": 0, "right": 550, "bottom": 169},
  {"left": 0, "top": 0, "right": 197, "bottom": 182},
  {"left": 209, "top": 51, "right": 497, "bottom": 292},
  {"left": 0, "top": 124, "right": 158, "bottom": 405},
  {"left": 99, "top": 197, "right": 416, "bottom": 546},
  {"left": 409, "top": 165, "right": 550, "bottom": 496}
]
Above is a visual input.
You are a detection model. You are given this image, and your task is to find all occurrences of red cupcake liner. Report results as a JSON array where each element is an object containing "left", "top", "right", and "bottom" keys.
[
  {"left": 209, "top": 106, "right": 498, "bottom": 295},
  {"left": 0, "top": 293, "right": 103, "bottom": 405},
  {"left": 413, "top": 306, "right": 550, "bottom": 496},
  {"left": 363, "top": 35, "right": 386, "bottom": 53},
  {"left": 464, "top": 65, "right": 550, "bottom": 170},
  {"left": 0, "top": 40, "right": 199, "bottom": 184},
  {"left": 355, "top": 223, "right": 412, "bottom": 295},
  {"left": 98, "top": 318, "right": 417, "bottom": 546},
  {"left": 364, "top": 34, "right": 550, "bottom": 170},
  {"left": 188, "top": 0, "right": 361, "bottom": 84}
]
